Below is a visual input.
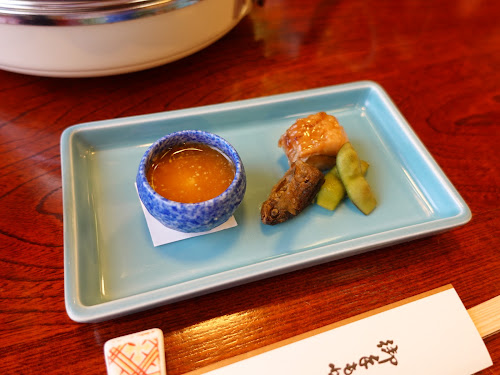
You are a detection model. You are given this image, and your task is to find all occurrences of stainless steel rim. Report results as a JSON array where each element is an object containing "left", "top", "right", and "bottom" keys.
[{"left": 0, "top": 0, "right": 202, "bottom": 26}]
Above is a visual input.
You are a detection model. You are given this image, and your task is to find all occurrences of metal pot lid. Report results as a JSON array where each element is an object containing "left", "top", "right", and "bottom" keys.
[{"left": 0, "top": 0, "right": 201, "bottom": 26}]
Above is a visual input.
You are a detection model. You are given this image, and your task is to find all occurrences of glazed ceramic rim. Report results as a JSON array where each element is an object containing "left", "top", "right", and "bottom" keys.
[
  {"left": 137, "top": 129, "right": 244, "bottom": 211},
  {"left": 0, "top": 0, "right": 202, "bottom": 25}
]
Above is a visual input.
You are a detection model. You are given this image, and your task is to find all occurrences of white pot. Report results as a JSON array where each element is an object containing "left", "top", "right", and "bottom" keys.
[{"left": 0, "top": 0, "right": 253, "bottom": 77}]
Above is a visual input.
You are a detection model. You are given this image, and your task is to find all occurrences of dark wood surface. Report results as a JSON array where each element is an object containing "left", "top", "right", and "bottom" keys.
[{"left": 1, "top": 0, "right": 499, "bottom": 373}]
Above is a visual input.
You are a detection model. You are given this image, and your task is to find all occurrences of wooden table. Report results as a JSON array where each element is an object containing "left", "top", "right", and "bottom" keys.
[{"left": 1, "top": 0, "right": 499, "bottom": 373}]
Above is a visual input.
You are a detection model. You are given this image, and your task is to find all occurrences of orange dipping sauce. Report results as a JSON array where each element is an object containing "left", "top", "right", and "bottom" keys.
[{"left": 146, "top": 142, "right": 235, "bottom": 203}]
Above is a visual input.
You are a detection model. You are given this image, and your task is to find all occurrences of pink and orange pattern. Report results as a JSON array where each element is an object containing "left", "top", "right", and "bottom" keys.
[{"left": 104, "top": 328, "right": 166, "bottom": 375}]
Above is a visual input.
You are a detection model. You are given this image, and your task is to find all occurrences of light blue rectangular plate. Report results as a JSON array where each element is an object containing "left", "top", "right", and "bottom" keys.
[{"left": 61, "top": 81, "right": 471, "bottom": 322}]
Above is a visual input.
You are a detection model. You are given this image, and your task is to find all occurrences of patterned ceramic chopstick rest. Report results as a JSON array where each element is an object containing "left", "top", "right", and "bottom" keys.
[{"left": 104, "top": 328, "right": 166, "bottom": 375}]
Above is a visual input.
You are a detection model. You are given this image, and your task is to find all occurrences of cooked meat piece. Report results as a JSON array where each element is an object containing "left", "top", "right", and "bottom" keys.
[
  {"left": 278, "top": 112, "right": 349, "bottom": 170},
  {"left": 261, "top": 160, "right": 325, "bottom": 225}
]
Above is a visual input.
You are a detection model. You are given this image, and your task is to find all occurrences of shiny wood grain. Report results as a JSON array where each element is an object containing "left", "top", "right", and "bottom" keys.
[{"left": 1, "top": 0, "right": 499, "bottom": 373}]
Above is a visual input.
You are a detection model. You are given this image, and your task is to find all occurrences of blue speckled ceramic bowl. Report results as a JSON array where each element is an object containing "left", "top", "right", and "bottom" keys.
[{"left": 136, "top": 130, "right": 246, "bottom": 233}]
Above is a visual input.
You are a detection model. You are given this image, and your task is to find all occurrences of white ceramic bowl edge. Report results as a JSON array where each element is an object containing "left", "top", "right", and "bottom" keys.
[{"left": 0, "top": 0, "right": 252, "bottom": 77}]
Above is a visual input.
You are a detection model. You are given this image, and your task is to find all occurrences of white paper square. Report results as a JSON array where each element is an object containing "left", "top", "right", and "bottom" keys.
[{"left": 136, "top": 184, "right": 237, "bottom": 247}]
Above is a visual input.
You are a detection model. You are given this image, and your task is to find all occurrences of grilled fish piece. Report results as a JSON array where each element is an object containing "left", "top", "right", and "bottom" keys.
[
  {"left": 278, "top": 112, "right": 349, "bottom": 170},
  {"left": 261, "top": 160, "right": 324, "bottom": 225}
]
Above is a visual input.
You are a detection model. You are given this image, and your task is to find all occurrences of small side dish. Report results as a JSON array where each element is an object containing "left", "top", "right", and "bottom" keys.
[
  {"left": 147, "top": 142, "right": 235, "bottom": 204},
  {"left": 261, "top": 112, "right": 377, "bottom": 225},
  {"left": 137, "top": 130, "right": 246, "bottom": 233}
]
